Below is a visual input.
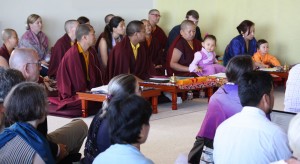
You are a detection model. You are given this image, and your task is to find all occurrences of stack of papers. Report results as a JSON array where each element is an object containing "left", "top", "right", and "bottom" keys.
[
  {"left": 91, "top": 85, "right": 108, "bottom": 93},
  {"left": 209, "top": 73, "right": 226, "bottom": 78},
  {"left": 258, "top": 67, "right": 279, "bottom": 72}
]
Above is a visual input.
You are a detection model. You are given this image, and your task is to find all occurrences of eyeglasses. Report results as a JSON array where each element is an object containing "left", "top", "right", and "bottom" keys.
[
  {"left": 26, "top": 60, "right": 41, "bottom": 67},
  {"left": 150, "top": 14, "right": 161, "bottom": 17}
]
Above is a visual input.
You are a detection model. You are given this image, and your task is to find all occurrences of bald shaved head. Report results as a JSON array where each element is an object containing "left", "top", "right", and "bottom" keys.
[
  {"left": 9, "top": 48, "right": 40, "bottom": 82},
  {"left": 2, "top": 29, "right": 16, "bottom": 42},
  {"left": 180, "top": 20, "right": 195, "bottom": 31}
]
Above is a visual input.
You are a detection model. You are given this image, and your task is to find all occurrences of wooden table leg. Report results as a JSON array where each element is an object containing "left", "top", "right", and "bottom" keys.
[
  {"left": 172, "top": 92, "right": 177, "bottom": 110},
  {"left": 207, "top": 87, "right": 213, "bottom": 102},
  {"left": 152, "top": 96, "right": 158, "bottom": 114},
  {"left": 81, "top": 100, "right": 88, "bottom": 118}
]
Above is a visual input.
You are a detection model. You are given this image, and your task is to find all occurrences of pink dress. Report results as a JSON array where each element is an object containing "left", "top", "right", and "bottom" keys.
[{"left": 189, "top": 48, "right": 225, "bottom": 76}]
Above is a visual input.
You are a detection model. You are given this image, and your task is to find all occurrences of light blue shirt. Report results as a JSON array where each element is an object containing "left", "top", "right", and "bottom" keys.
[
  {"left": 93, "top": 144, "right": 154, "bottom": 164},
  {"left": 213, "top": 106, "right": 291, "bottom": 164}
]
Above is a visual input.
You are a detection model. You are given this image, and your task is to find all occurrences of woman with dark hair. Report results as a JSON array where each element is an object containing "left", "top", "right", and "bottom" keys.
[
  {"left": 223, "top": 20, "right": 257, "bottom": 66},
  {"left": 0, "top": 82, "right": 54, "bottom": 163},
  {"left": 95, "top": 16, "right": 125, "bottom": 68},
  {"left": 82, "top": 74, "right": 140, "bottom": 164},
  {"left": 19, "top": 14, "right": 50, "bottom": 76},
  {"left": 188, "top": 55, "right": 254, "bottom": 164},
  {"left": 93, "top": 95, "right": 153, "bottom": 164}
]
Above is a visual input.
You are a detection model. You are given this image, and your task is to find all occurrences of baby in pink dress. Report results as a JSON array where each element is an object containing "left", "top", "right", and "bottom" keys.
[{"left": 189, "top": 34, "right": 225, "bottom": 76}]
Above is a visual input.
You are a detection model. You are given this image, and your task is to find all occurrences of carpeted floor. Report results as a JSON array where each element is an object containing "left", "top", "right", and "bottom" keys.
[{"left": 47, "top": 86, "right": 286, "bottom": 164}]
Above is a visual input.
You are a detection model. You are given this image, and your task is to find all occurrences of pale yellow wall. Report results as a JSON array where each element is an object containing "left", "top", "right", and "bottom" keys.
[{"left": 155, "top": 0, "right": 300, "bottom": 65}]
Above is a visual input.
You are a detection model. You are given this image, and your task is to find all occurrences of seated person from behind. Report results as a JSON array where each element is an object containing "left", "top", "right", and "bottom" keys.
[
  {"left": 189, "top": 34, "right": 225, "bottom": 76},
  {"left": 83, "top": 74, "right": 141, "bottom": 164},
  {"left": 252, "top": 39, "right": 281, "bottom": 68},
  {"left": 187, "top": 55, "right": 253, "bottom": 164},
  {"left": 93, "top": 95, "right": 154, "bottom": 164},
  {"left": 166, "top": 20, "right": 202, "bottom": 76},
  {"left": 0, "top": 82, "right": 55, "bottom": 163},
  {"left": 213, "top": 71, "right": 291, "bottom": 163}
]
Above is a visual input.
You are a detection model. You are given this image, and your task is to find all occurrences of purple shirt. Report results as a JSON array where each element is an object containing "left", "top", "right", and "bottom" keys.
[{"left": 197, "top": 84, "right": 242, "bottom": 139}]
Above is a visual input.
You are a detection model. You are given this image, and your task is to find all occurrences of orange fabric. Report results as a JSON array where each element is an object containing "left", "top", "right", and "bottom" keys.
[{"left": 252, "top": 52, "right": 281, "bottom": 67}]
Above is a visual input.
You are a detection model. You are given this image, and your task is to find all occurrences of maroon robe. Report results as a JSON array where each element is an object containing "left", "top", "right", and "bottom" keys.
[
  {"left": 106, "top": 36, "right": 151, "bottom": 82},
  {"left": 166, "top": 35, "right": 202, "bottom": 76},
  {"left": 0, "top": 44, "right": 10, "bottom": 63},
  {"left": 152, "top": 25, "right": 167, "bottom": 50},
  {"left": 48, "top": 33, "right": 72, "bottom": 79},
  {"left": 145, "top": 36, "right": 165, "bottom": 76},
  {"left": 49, "top": 45, "right": 103, "bottom": 117}
]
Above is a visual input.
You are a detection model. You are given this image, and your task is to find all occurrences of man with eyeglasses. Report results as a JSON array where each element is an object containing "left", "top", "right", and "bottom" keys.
[
  {"left": 8, "top": 48, "right": 89, "bottom": 162},
  {"left": 166, "top": 10, "right": 202, "bottom": 51},
  {"left": 106, "top": 20, "right": 151, "bottom": 82},
  {"left": 148, "top": 9, "right": 167, "bottom": 50}
]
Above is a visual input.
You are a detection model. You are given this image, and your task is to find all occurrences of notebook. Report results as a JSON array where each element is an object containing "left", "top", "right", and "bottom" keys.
[{"left": 270, "top": 110, "right": 296, "bottom": 133}]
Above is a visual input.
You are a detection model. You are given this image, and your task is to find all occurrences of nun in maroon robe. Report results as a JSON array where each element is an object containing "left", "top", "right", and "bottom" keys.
[
  {"left": 106, "top": 36, "right": 151, "bottom": 82},
  {"left": 166, "top": 35, "right": 202, "bottom": 77},
  {"left": 0, "top": 44, "right": 10, "bottom": 62},
  {"left": 47, "top": 33, "right": 73, "bottom": 79},
  {"left": 49, "top": 44, "right": 103, "bottom": 117}
]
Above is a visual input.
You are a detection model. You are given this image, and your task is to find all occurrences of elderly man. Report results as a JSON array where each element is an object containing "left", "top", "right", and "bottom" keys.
[
  {"left": 166, "top": 10, "right": 202, "bottom": 50},
  {"left": 148, "top": 9, "right": 167, "bottom": 49},
  {"left": 48, "top": 20, "right": 79, "bottom": 79},
  {"left": 8, "top": 48, "right": 88, "bottom": 162},
  {"left": 0, "top": 29, "right": 19, "bottom": 68},
  {"left": 213, "top": 71, "right": 291, "bottom": 163},
  {"left": 55, "top": 24, "right": 103, "bottom": 117},
  {"left": 106, "top": 20, "right": 151, "bottom": 82}
]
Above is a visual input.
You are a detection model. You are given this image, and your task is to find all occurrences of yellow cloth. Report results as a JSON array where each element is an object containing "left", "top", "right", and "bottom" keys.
[
  {"left": 252, "top": 52, "right": 281, "bottom": 67},
  {"left": 77, "top": 43, "right": 90, "bottom": 81},
  {"left": 130, "top": 42, "right": 140, "bottom": 60}
]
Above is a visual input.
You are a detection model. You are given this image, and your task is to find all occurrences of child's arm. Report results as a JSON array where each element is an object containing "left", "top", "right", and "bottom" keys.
[
  {"left": 189, "top": 51, "right": 202, "bottom": 72},
  {"left": 268, "top": 54, "right": 281, "bottom": 67}
]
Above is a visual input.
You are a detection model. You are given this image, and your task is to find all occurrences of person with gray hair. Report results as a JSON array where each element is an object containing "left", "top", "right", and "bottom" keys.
[
  {"left": 8, "top": 48, "right": 88, "bottom": 162},
  {"left": 83, "top": 74, "right": 141, "bottom": 164},
  {"left": 0, "top": 28, "right": 19, "bottom": 68},
  {"left": 148, "top": 9, "right": 167, "bottom": 49},
  {"left": 271, "top": 113, "right": 300, "bottom": 164},
  {"left": 0, "top": 82, "right": 55, "bottom": 163},
  {"left": 106, "top": 20, "right": 151, "bottom": 82},
  {"left": 55, "top": 24, "right": 103, "bottom": 117},
  {"left": 48, "top": 19, "right": 79, "bottom": 79}
]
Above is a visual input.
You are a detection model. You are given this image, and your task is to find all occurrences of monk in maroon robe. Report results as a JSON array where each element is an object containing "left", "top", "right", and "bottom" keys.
[
  {"left": 106, "top": 20, "right": 151, "bottom": 82},
  {"left": 0, "top": 29, "right": 18, "bottom": 67},
  {"left": 142, "top": 19, "right": 164, "bottom": 76},
  {"left": 148, "top": 9, "right": 167, "bottom": 49},
  {"left": 52, "top": 24, "right": 103, "bottom": 117},
  {"left": 48, "top": 20, "right": 78, "bottom": 79},
  {"left": 166, "top": 20, "right": 202, "bottom": 77}
]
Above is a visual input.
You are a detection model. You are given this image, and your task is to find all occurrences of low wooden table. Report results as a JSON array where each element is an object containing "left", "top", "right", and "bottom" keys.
[
  {"left": 140, "top": 77, "right": 224, "bottom": 110},
  {"left": 269, "top": 71, "right": 289, "bottom": 86},
  {"left": 77, "top": 88, "right": 161, "bottom": 117}
]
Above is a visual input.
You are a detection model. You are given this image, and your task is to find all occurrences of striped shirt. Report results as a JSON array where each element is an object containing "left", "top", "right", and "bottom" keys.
[{"left": 0, "top": 135, "right": 36, "bottom": 164}]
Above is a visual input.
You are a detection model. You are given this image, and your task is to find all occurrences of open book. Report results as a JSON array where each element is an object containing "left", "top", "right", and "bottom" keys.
[{"left": 91, "top": 85, "right": 108, "bottom": 94}]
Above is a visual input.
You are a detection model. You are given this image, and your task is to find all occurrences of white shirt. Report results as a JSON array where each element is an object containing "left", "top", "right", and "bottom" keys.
[
  {"left": 93, "top": 144, "right": 154, "bottom": 164},
  {"left": 284, "top": 64, "right": 300, "bottom": 112},
  {"left": 213, "top": 106, "right": 291, "bottom": 164}
]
